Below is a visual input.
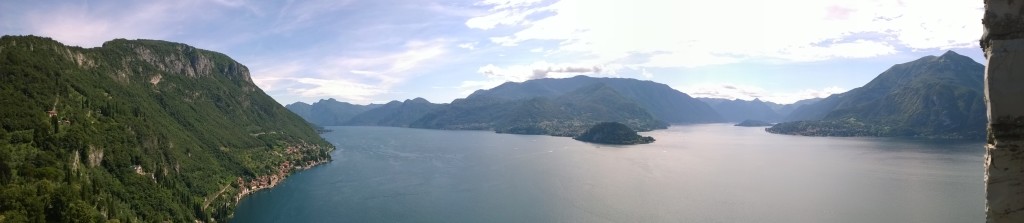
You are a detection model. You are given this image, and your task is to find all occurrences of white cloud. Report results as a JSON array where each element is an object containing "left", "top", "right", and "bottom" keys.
[
  {"left": 681, "top": 83, "right": 846, "bottom": 104},
  {"left": 465, "top": 0, "right": 549, "bottom": 29},
  {"left": 287, "top": 78, "right": 386, "bottom": 103},
  {"left": 475, "top": 0, "right": 547, "bottom": 10},
  {"left": 640, "top": 68, "right": 653, "bottom": 79},
  {"left": 460, "top": 60, "right": 643, "bottom": 97},
  {"left": 457, "top": 79, "right": 507, "bottom": 96},
  {"left": 210, "top": 0, "right": 246, "bottom": 7},
  {"left": 477, "top": 61, "right": 607, "bottom": 82},
  {"left": 251, "top": 61, "right": 304, "bottom": 90},
  {"left": 24, "top": 1, "right": 197, "bottom": 48},
  {"left": 459, "top": 61, "right": 617, "bottom": 97},
  {"left": 271, "top": 0, "right": 357, "bottom": 33},
  {"left": 19, "top": 0, "right": 271, "bottom": 48},
  {"left": 466, "top": 0, "right": 983, "bottom": 67},
  {"left": 458, "top": 42, "right": 478, "bottom": 50},
  {"left": 349, "top": 70, "right": 379, "bottom": 75},
  {"left": 210, "top": 0, "right": 264, "bottom": 15},
  {"left": 252, "top": 40, "right": 448, "bottom": 104}
]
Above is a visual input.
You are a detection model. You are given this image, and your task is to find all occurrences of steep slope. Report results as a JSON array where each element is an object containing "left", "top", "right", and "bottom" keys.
[
  {"left": 766, "top": 98, "right": 822, "bottom": 117},
  {"left": 285, "top": 98, "right": 378, "bottom": 126},
  {"left": 286, "top": 101, "right": 313, "bottom": 119},
  {"left": 469, "top": 76, "right": 723, "bottom": 123},
  {"left": 411, "top": 83, "right": 667, "bottom": 136},
  {"left": 344, "top": 98, "right": 443, "bottom": 127},
  {"left": 769, "top": 51, "right": 986, "bottom": 138},
  {"left": 0, "top": 36, "right": 333, "bottom": 222},
  {"left": 783, "top": 94, "right": 853, "bottom": 122},
  {"left": 699, "top": 98, "right": 782, "bottom": 122}
]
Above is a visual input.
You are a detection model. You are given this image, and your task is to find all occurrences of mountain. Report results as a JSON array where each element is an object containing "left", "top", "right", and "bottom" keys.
[
  {"left": 783, "top": 97, "right": 842, "bottom": 122},
  {"left": 286, "top": 101, "right": 313, "bottom": 118},
  {"left": 0, "top": 36, "right": 333, "bottom": 222},
  {"left": 768, "top": 51, "right": 986, "bottom": 139},
  {"left": 409, "top": 81, "right": 670, "bottom": 137},
  {"left": 293, "top": 76, "right": 718, "bottom": 137},
  {"left": 699, "top": 98, "right": 782, "bottom": 122},
  {"left": 766, "top": 98, "right": 823, "bottom": 118},
  {"left": 467, "top": 75, "right": 723, "bottom": 123},
  {"left": 344, "top": 98, "right": 443, "bottom": 127},
  {"left": 285, "top": 98, "right": 379, "bottom": 126}
]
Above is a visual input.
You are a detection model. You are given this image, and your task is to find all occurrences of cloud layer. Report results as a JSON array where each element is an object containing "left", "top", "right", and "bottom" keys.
[
  {"left": 682, "top": 83, "right": 847, "bottom": 104},
  {"left": 252, "top": 40, "right": 447, "bottom": 104},
  {"left": 2, "top": 0, "right": 985, "bottom": 105},
  {"left": 478, "top": 62, "right": 606, "bottom": 81},
  {"left": 466, "top": 0, "right": 982, "bottom": 72}
]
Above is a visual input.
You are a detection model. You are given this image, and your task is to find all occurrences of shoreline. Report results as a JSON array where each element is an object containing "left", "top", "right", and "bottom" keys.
[{"left": 234, "top": 156, "right": 331, "bottom": 204}]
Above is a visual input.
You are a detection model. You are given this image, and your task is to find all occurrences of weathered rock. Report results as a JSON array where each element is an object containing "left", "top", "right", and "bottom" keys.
[{"left": 982, "top": 1, "right": 1024, "bottom": 222}]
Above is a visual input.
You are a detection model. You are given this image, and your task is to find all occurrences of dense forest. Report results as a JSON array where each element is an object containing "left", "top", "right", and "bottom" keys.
[
  {"left": 573, "top": 122, "right": 655, "bottom": 145},
  {"left": 0, "top": 36, "right": 333, "bottom": 222}
]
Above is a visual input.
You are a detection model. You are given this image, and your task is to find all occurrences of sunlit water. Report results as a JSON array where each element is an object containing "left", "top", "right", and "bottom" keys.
[{"left": 232, "top": 124, "right": 984, "bottom": 222}]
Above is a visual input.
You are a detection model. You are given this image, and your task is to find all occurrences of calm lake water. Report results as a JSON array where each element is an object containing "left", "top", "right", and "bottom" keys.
[{"left": 232, "top": 124, "right": 984, "bottom": 223}]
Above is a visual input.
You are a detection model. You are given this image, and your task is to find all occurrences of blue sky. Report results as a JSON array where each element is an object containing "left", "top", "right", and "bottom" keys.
[{"left": 1, "top": 0, "right": 985, "bottom": 104}]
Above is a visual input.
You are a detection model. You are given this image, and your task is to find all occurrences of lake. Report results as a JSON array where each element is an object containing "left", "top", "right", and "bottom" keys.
[{"left": 232, "top": 124, "right": 984, "bottom": 222}]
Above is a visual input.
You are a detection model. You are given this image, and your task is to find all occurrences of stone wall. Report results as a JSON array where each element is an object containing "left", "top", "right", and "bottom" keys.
[{"left": 983, "top": 1, "right": 1024, "bottom": 222}]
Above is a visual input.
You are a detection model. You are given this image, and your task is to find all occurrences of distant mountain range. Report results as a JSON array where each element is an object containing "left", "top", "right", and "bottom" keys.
[
  {"left": 285, "top": 98, "right": 380, "bottom": 126},
  {"left": 699, "top": 98, "right": 781, "bottom": 122},
  {"left": 769, "top": 98, "right": 823, "bottom": 118},
  {"left": 289, "top": 76, "right": 720, "bottom": 137},
  {"left": 345, "top": 98, "right": 443, "bottom": 127},
  {"left": 768, "top": 51, "right": 986, "bottom": 139},
  {"left": 293, "top": 52, "right": 987, "bottom": 140},
  {"left": 463, "top": 75, "right": 723, "bottom": 124},
  {"left": 410, "top": 80, "right": 672, "bottom": 136},
  {"left": 697, "top": 97, "right": 822, "bottom": 123}
]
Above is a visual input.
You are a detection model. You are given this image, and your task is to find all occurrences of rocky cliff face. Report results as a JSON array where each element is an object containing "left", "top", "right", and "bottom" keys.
[
  {"left": 101, "top": 39, "right": 252, "bottom": 82},
  {"left": 982, "top": 1, "right": 1024, "bottom": 222}
]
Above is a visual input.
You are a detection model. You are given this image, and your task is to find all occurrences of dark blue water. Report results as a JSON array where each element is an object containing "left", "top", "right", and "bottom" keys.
[{"left": 232, "top": 124, "right": 984, "bottom": 222}]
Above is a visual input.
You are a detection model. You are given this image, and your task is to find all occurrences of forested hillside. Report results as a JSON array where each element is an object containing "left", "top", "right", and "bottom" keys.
[
  {"left": 0, "top": 36, "right": 333, "bottom": 222},
  {"left": 769, "top": 51, "right": 986, "bottom": 139},
  {"left": 411, "top": 82, "right": 668, "bottom": 136}
]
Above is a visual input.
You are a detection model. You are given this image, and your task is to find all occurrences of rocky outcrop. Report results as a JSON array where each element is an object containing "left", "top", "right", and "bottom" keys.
[
  {"left": 100, "top": 38, "right": 255, "bottom": 85},
  {"left": 982, "top": 1, "right": 1024, "bottom": 222}
]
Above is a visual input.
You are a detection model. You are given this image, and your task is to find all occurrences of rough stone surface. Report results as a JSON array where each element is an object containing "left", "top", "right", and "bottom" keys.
[
  {"left": 983, "top": 1, "right": 1024, "bottom": 221},
  {"left": 982, "top": 0, "right": 1024, "bottom": 49},
  {"left": 987, "top": 117, "right": 1024, "bottom": 223}
]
